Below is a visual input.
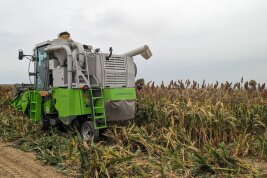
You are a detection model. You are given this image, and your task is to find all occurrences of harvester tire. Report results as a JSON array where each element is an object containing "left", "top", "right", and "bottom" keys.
[
  {"left": 41, "top": 115, "right": 51, "bottom": 131},
  {"left": 81, "top": 121, "right": 99, "bottom": 142}
]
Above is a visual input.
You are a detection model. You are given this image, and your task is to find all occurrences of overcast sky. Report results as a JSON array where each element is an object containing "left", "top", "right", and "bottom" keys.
[{"left": 0, "top": 0, "right": 266, "bottom": 84}]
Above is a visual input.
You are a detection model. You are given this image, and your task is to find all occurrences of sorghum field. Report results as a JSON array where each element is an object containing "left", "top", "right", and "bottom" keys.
[{"left": 0, "top": 79, "right": 266, "bottom": 177}]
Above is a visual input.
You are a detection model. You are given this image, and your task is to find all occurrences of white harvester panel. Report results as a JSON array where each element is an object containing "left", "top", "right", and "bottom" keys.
[
  {"left": 87, "top": 54, "right": 135, "bottom": 88},
  {"left": 104, "top": 56, "right": 127, "bottom": 87},
  {"left": 52, "top": 67, "right": 67, "bottom": 87}
]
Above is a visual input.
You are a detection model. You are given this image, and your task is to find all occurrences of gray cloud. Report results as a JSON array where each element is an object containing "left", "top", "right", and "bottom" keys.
[{"left": 0, "top": 0, "right": 266, "bottom": 84}]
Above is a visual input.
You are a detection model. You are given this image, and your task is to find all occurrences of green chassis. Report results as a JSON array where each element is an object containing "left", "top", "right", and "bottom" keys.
[{"left": 11, "top": 87, "right": 136, "bottom": 129}]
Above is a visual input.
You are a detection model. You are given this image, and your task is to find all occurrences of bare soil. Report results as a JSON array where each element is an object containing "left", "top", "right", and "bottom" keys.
[
  {"left": 243, "top": 158, "right": 267, "bottom": 177},
  {"left": 0, "top": 140, "right": 69, "bottom": 178}
]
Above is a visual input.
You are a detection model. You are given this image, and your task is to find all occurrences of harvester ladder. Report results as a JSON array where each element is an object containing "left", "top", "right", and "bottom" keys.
[
  {"left": 89, "top": 87, "right": 107, "bottom": 129},
  {"left": 29, "top": 91, "right": 42, "bottom": 122},
  {"left": 74, "top": 52, "right": 91, "bottom": 88}
]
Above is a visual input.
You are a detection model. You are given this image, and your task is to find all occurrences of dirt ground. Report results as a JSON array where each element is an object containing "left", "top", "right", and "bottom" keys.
[
  {"left": 243, "top": 158, "right": 267, "bottom": 176},
  {"left": 0, "top": 140, "right": 69, "bottom": 178}
]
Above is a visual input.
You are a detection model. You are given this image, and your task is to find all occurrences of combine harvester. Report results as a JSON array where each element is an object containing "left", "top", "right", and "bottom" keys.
[{"left": 11, "top": 32, "right": 152, "bottom": 141}]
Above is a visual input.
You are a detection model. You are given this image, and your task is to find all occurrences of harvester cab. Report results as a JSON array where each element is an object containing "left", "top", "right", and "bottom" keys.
[{"left": 12, "top": 32, "right": 152, "bottom": 141}]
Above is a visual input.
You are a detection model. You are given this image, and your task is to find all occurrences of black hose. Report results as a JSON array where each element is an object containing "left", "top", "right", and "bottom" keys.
[{"left": 106, "top": 47, "right": 113, "bottom": 60}]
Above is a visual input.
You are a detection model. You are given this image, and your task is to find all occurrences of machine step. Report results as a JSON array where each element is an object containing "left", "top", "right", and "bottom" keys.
[
  {"left": 93, "top": 106, "right": 103, "bottom": 109},
  {"left": 89, "top": 87, "right": 107, "bottom": 129},
  {"left": 92, "top": 97, "right": 102, "bottom": 99}
]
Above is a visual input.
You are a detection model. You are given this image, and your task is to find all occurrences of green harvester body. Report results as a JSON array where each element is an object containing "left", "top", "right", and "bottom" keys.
[{"left": 11, "top": 32, "right": 152, "bottom": 138}]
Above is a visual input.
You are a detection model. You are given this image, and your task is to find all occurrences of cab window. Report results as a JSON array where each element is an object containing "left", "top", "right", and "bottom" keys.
[{"left": 35, "top": 46, "right": 48, "bottom": 90}]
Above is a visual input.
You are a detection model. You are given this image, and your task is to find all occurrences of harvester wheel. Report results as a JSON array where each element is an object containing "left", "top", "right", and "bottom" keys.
[
  {"left": 81, "top": 121, "right": 99, "bottom": 142},
  {"left": 41, "top": 115, "right": 51, "bottom": 131}
]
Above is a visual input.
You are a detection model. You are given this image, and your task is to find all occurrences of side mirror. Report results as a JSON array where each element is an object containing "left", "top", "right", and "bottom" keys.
[{"left": 18, "top": 49, "right": 24, "bottom": 60}]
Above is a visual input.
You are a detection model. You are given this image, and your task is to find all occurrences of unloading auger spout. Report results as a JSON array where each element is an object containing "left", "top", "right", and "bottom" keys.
[{"left": 122, "top": 45, "right": 152, "bottom": 60}]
